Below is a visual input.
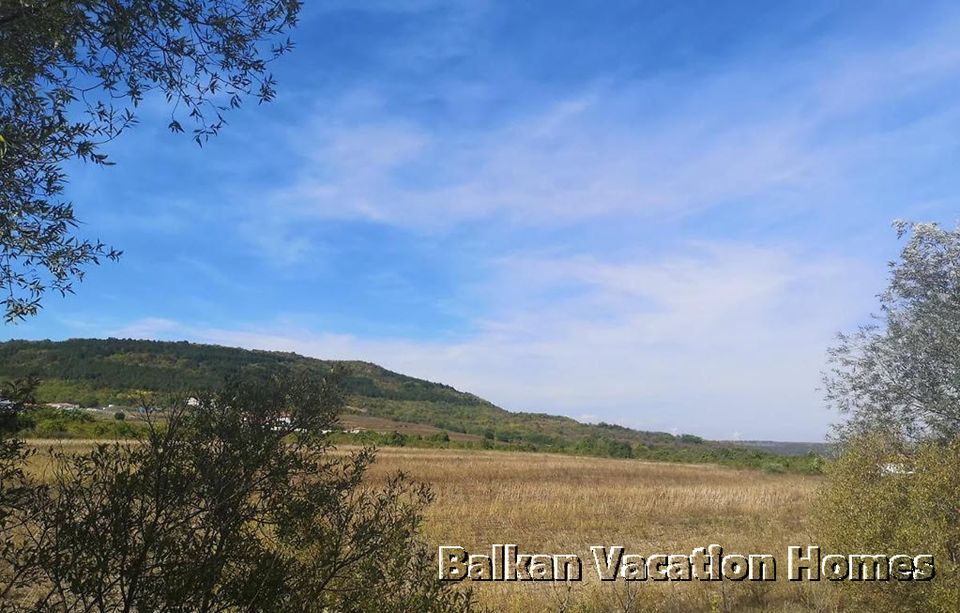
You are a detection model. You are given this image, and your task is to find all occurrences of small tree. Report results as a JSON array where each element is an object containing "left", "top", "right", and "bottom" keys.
[
  {"left": 0, "top": 371, "right": 472, "bottom": 611},
  {"left": 824, "top": 221, "right": 960, "bottom": 442},
  {"left": 818, "top": 221, "right": 960, "bottom": 610}
]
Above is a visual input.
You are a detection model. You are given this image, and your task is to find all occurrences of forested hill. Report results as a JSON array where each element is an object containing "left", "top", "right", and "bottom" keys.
[
  {"left": 0, "top": 338, "right": 821, "bottom": 471},
  {"left": 0, "top": 338, "right": 485, "bottom": 408},
  {"left": 0, "top": 338, "right": 639, "bottom": 444}
]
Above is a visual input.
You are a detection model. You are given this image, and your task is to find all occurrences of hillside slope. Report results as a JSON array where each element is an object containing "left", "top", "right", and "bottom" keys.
[
  {"left": 0, "top": 338, "right": 821, "bottom": 470},
  {"left": 0, "top": 338, "right": 657, "bottom": 444}
]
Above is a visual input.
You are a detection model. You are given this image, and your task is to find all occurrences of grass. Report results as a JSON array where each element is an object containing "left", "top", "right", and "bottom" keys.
[
  {"left": 16, "top": 406, "right": 824, "bottom": 473},
  {"left": 21, "top": 441, "right": 835, "bottom": 612},
  {"left": 359, "top": 447, "right": 831, "bottom": 612}
]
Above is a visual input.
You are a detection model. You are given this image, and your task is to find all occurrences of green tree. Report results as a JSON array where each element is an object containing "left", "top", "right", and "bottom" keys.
[
  {"left": 0, "top": 0, "right": 301, "bottom": 321},
  {"left": 0, "top": 371, "right": 473, "bottom": 611},
  {"left": 824, "top": 221, "right": 960, "bottom": 442}
]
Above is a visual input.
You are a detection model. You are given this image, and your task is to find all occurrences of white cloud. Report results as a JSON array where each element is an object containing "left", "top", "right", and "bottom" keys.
[
  {"left": 233, "top": 13, "right": 960, "bottom": 256},
  {"left": 107, "top": 241, "right": 874, "bottom": 440},
  {"left": 110, "top": 317, "right": 183, "bottom": 339}
]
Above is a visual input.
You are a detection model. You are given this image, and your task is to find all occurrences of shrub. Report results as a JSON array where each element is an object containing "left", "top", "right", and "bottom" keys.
[
  {"left": 760, "top": 462, "right": 785, "bottom": 474},
  {"left": 815, "top": 433, "right": 960, "bottom": 611},
  {"left": 0, "top": 371, "right": 473, "bottom": 612}
]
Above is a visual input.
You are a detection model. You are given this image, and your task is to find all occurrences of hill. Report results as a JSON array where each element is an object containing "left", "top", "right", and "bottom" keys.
[{"left": 0, "top": 338, "right": 822, "bottom": 471}]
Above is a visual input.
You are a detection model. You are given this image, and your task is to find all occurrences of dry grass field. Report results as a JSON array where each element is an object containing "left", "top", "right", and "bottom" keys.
[
  {"left": 22, "top": 442, "right": 835, "bottom": 612},
  {"left": 363, "top": 447, "right": 832, "bottom": 612}
]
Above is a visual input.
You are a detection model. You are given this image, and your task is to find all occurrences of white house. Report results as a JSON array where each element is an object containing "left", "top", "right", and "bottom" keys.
[{"left": 879, "top": 462, "right": 914, "bottom": 476}]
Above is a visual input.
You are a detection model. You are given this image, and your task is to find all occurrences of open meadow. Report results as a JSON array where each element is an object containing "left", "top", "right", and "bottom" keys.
[
  {"left": 24, "top": 441, "right": 832, "bottom": 612},
  {"left": 364, "top": 447, "right": 831, "bottom": 612}
]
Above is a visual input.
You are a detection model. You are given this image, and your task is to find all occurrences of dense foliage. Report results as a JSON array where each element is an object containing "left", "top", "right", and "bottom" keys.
[
  {"left": 815, "top": 434, "right": 959, "bottom": 611},
  {"left": 0, "top": 0, "right": 300, "bottom": 321},
  {"left": 0, "top": 376, "right": 37, "bottom": 434},
  {"left": 0, "top": 338, "right": 482, "bottom": 406},
  {"left": 0, "top": 370, "right": 472, "bottom": 611},
  {"left": 14, "top": 406, "right": 142, "bottom": 439},
  {"left": 327, "top": 429, "right": 823, "bottom": 473},
  {"left": 817, "top": 222, "right": 960, "bottom": 610}
]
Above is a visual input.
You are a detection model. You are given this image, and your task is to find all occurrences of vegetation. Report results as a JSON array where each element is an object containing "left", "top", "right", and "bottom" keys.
[
  {"left": 824, "top": 221, "right": 960, "bottom": 442},
  {"left": 325, "top": 429, "right": 822, "bottom": 473},
  {"left": 1, "top": 371, "right": 472, "bottom": 611},
  {"left": 15, "top": 406, "right": 144, "bottom": 439},
  {"left": 815, "top": 434, "right": 959, "bottom": 611},
  {"left": 0, "top": 338, "right": 822, "bottom": 471},
  {"left": 0, "top": 376, "right": 36, "bottom": 433},
  {"left": 816, "top": 221, "right": 960, "bottom": 612},
  {"left": 0, "top": 0, "right": 301, "bottom": 321},
  {"left": 0, "top": 338, "right": 485, "bottom": 407},
  {"left": 15, "top": 442, "right": 831, "bottom": 611},
  {"left": 208, "top": 444, "right": 824, "bottom": 611}
]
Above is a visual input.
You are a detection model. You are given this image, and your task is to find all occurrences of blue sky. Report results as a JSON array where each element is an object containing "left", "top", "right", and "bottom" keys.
[{"left": 6, "top": 0, "right": 960, "bottom": 440}]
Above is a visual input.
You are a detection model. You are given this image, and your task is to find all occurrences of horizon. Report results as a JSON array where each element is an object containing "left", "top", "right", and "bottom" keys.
[
  {"left": 0, "top": 336, "right": 829, "bottom": 444},
  {"left": 5, "top": 0, "right": 960, "bottom": 440}
]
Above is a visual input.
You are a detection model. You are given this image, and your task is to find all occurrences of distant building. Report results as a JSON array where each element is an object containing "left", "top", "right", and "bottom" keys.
[
  {"left": 270, "top": 415, "right": 293, "bottom": 431},
  {"left": 46, "top": 402, "right": 80, "bottom": 410},
  {"left": 879, "top": 462, "right": 914, "bottom": 476}
]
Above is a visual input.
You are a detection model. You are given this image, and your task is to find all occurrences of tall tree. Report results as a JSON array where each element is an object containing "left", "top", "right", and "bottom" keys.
[
  {"left": 824, "top": 221, "right": 960, "bottom": 442},
  {"left": 0, "top": 0, "right": 301, "bottom": 322}
]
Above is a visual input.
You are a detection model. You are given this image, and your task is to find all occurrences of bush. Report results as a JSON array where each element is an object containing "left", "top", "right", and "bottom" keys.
[
  {"left": 427, "top": 431, "right": 450, "bottom": 443},
  {"left": 815, "top": 433, "right": 960, "bottom": 611},
  {"left": 113, "top": 411, "right": 125, "bottom": 421},
  {"left": 0, "top": 372, "right": 473, "bottom": 612},
  {"left": 760, "top": 462, "right": 785, "bottom": 474}
]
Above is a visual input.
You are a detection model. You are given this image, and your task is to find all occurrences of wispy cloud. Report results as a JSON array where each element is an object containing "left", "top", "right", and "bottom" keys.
[
  {"left": 234, "top": 13, "right": 960, "bottom": 260},
  {"left": 106, "top": 240, "right": 874, "bottom": 440}
]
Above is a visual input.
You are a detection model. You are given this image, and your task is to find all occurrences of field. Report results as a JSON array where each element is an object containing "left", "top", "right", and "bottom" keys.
[
  {"left": 23, "top": 442, "right": 831, "bottom": 612},
  {"left": 362, "top": 448, "right": 830, "bottom": 611}
]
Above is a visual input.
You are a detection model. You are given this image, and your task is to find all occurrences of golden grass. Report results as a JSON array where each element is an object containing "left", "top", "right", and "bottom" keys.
[
  {"left": 22, "top": 442, "right": 835, "bottom": 612},
  {"left": 361, "top": 447, "right": 832, "bottom": 612}
]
